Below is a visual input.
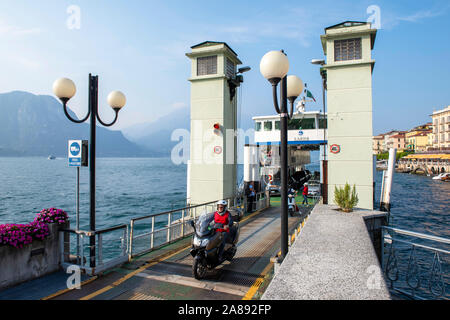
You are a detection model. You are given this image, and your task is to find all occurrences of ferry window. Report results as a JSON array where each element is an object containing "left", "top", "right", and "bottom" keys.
[
  {"left": 334, "top": 38, "right": 362, "bottom": 61},
  {"left": 288, "top": 118, "right": 315, "bottom": 130},
  {"left": 319, "top": 119, "right": 328, "bottom": 129},
  {"left": 264, "top": 121, "right": 273, "bottom": 131},
  {"left": 275, "top": 121, "right": 280, "bottom": 130},
  {"left": 197, "top": 56, "right": 217, "bottom": 76},
  {"left": 255, "top": 122, "right": 262, "bottom": 132}
]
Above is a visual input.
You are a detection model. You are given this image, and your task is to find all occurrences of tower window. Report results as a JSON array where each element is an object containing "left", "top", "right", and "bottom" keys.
[
  {"left": 226, "top": 58, "right": 235, "bottom": 78},
  {"left": 197, "top": 56, "right": 217, "bottom": 76},
  {"left": 334, "top": 38, "right": 362, "bottom": 61}
]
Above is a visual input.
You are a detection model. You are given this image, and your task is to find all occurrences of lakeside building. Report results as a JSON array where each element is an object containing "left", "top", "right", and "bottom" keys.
[
  {"left": 372, "top": 134, "right": 385, "bottom": 154},
  {"left": 373, "top": 123, "right": 433, "bottom": 154},
  {"left": 386, "top": 133, "right": 406, "bottom": 152},
  {"left": 406, "top": 132, "right": 431, "bottom": 153},
  {"left": 383, "top": 130, "right": 401, "bottom": 151},
  {"left": 405, "top": 123, "right": 432, "bottom": 152},
  {"left": 431, "top": 106, "right": 450, "bottom": 150}
]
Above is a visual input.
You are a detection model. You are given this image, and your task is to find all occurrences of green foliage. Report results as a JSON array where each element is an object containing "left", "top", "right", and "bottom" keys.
[
  {"left": 334, "top": 183, "right": 359, "bottom": 212},
  {"left": 376, "top": 151, "right": 414, "bottom": 161}
]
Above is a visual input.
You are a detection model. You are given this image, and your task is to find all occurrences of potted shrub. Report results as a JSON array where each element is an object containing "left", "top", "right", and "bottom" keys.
[{"left": 334, "top": 183, "right": 359, "bottom": 213}]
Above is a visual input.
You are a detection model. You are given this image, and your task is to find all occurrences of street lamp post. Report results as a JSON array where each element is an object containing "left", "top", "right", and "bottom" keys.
[
  {"left": 53, "top": 74, "right": 126, "bottom": 268},
  {"left": 260, "top": 51, "right": 304, "bottom": 262}
]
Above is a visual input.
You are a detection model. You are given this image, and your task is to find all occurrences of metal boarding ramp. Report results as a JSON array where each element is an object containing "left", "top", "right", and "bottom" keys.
[{"left": 59, "top": 192, "right": 270, "bottom": 276}]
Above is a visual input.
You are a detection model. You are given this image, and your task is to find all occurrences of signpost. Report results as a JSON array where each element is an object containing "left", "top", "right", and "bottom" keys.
[
  {"left": 68, "top": 140, "right": 82, "bottom": 167},
  {"left": 68, "top": 140, "right": 88, "bottom": 264}
]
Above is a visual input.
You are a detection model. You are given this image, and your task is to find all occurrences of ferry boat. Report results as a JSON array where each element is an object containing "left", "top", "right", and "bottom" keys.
[{"left": 250, "top": 106, "right": 327, "bottom": 193}]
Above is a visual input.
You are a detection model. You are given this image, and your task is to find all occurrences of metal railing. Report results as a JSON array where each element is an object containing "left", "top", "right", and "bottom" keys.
[
  {"left": 128, "top": 192, "right": 269, "bottom": 260},
  {"left": 58, "top": 192, "right": 270, "bottom": 275},
  {"left": 59, "top": 224, "right": 129, "bottom": 276},
  {"left": 381, "top": 226, "right": 450, "bottom": 300}
]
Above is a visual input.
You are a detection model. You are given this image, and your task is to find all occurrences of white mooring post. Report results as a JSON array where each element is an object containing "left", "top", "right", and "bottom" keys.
[{"left": 380, "top": 148, "right": 397, "bottom": 212}]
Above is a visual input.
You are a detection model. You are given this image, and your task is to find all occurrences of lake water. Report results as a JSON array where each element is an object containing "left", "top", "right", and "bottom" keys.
[
  {"left": 0, "top": 157, "right": 448, "bottom": 298},
  {"left": 0, "top": 157, "right": 448, "bottom": 235},
  {"left": 0, "top": 157, "right": 188, "bottom": 230}
]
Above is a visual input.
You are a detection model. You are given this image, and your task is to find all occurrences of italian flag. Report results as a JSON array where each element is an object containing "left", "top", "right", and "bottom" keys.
[{"left": 305, "top": 89, "right": 316, "bottom": 102}]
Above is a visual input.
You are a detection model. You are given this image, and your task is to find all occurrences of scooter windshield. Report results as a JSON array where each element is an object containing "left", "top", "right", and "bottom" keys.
[{"left": 195, "top": 212, "right": 215, "bottom": 237}]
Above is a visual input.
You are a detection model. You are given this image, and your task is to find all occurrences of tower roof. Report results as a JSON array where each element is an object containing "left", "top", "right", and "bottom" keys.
[
  {"left": 191, "top": 41, "right": 238, "bottom": 57},
  {"left": 325, "top": 21, "right": 369, "bottom": 31},
  {"left": 321, "top": 21, "right": 377, "bottom": 54}
]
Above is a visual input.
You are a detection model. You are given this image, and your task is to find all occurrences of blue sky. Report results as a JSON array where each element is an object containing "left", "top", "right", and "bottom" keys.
[{"left": 0, "top": 0, "right": 449, "bottom": 134}]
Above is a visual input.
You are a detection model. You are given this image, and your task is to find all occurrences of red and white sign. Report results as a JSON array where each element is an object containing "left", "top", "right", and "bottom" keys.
[
  {"left": 330, "top": 144, "right": 341, "bottom": 154},
  {"left": 214, "top": 146, "right": 223, "bottom": 154}
]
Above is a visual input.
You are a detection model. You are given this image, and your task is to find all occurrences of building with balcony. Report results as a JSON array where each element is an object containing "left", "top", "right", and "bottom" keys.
[
  {"left": 406, "top": 132, "right": 430, "bottom": 153},
  {"left": 431, "top": 106, "right": 450, "bottom": 150},
  {"left": 373, "top": 134, "right": 385, "bottom": 154},
  {"left": 383, "top": 131, "right": 406, "bottom": 152}
]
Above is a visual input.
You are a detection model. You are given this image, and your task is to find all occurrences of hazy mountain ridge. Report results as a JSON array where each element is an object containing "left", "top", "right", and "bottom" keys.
[
  {"left": 0, "top": 91, "right": 162, "bottom": 157},
  {"left": 122, "top": 107, "right": 190, "bottom": 155},
  {"left": 122, "top": 107, "right": 256, "bottom": 154}
]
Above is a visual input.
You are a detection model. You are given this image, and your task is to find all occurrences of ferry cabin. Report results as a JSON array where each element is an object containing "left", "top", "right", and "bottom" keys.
[
  {"left": 254, "top": 111, "right": 327, "bottom": 146},
  {"left": 252, "top": 111, "right": 328, "bottom": 184}
]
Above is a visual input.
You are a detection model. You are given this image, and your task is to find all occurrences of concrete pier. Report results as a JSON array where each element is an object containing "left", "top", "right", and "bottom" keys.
[{"left": 262, "top": 204, "right": 392, "bottom": 300}]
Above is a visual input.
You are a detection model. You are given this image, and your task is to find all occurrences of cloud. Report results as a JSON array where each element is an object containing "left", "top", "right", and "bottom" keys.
[
  {"left": 218, "top": 21, "right": 313, "bottom": 47},
  {"left": 172, "top": 102, "right": 188, "bottom": 109},
  {"left": 397, "top": 8, "right": 446, "bottom": 23},
  {"left": 12, "top": 56, "right": 41, "bottom": 69},
  {"left": 383, "top": 5, "right": 450, "bottom": 29},
  {"left": 0, "top": 21, "right": 43, "bottom": 36}
]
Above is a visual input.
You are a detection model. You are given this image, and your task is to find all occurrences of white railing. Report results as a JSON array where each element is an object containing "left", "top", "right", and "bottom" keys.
[
  {"left": 128, "top": 192, "right": 269, "bottom": 259},
  {"left": 59, "top": 224, "right": 129, "bottom": 276},
  {"left": 58, "top": 192, "right": 270, "bottom": 275}
]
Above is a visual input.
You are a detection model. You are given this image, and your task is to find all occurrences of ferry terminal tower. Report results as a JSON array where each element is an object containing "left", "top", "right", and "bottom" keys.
[
  {"left": 186, "top": 42, "right": 243, "bottom": 206},
  {"left": 321, "top": 21, "right": 377, "bottom": 210}
]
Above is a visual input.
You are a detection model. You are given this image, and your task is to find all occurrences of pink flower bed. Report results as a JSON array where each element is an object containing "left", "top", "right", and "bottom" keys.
[{"left": 0, "top": 208, "right": 68, "bottom": 249}]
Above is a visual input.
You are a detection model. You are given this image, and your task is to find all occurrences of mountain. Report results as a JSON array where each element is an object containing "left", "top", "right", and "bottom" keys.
[
  {"left": 122, "top": 107, "right": 190, "bottom": 155},
  {"left": 122, "top": 107, "right": 256, "bottom": 155},
  {"left": 0, "top": 91, "right": 162, "bottom": 157}
]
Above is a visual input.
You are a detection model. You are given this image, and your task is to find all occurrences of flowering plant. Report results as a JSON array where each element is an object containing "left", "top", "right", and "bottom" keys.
[
  {"left": 0, "top": 208, "right": 68, "bottom": 248},
  {"left": 34, "top": 208, "right": 68, "bottom": 225},
  {"left": 0, "top": 222, "right": 50, "bottom": 248}
]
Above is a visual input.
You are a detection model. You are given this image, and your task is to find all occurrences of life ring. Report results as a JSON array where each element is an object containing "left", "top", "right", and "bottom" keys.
[{"left": 268, "top": 175, "right": 273, "bottom": 182}]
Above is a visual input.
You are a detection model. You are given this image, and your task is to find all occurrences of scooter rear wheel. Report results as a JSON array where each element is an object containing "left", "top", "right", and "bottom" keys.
[{"left": 193, "top": 258, "right": 207, "bottom": 280}]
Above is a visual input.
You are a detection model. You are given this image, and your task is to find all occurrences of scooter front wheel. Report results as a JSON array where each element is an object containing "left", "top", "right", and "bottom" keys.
[{"left": 193, "top": 257, "right": 207, "bottom": 280}]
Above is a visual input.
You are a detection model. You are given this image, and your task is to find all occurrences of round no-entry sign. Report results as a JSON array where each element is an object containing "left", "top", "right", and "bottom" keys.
[{"left": 330, "top": 144, "right": 341, "bottom": 154}]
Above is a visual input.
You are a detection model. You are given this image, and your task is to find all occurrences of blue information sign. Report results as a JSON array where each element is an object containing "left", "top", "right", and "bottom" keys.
[{"left": 68, "top": 140, "right": 82, "bottom": 167}]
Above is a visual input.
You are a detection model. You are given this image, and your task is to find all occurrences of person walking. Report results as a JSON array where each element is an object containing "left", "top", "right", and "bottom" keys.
[
  {"left": 302, "top": 183, "right": 309, "bottom": 206},
  {"left": 247, "top": 185, "right": 256, "bottom": 213}
]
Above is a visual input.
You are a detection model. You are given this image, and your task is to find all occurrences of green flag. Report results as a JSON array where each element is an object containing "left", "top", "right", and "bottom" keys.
[{"left": 305, "top": 89, "right": 316, "bottom": 102}]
